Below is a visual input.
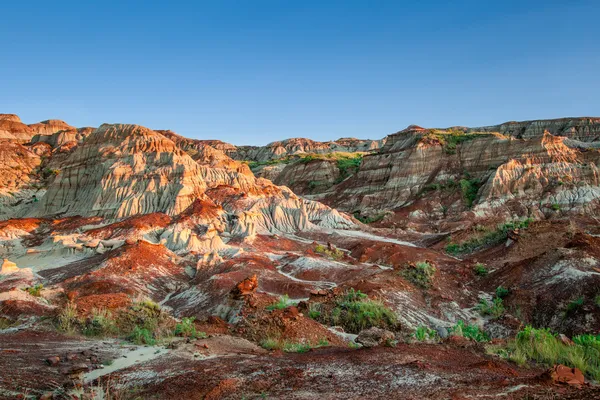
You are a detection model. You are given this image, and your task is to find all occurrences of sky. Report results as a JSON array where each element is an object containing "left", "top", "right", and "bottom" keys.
[{"left": 1, "top": 0, "right": 599, "bottom": 145}]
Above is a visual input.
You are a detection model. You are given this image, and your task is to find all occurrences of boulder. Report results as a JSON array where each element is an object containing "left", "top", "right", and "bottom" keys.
[{"left": 356, "top": 327, "right": 395, "bottom": 348}]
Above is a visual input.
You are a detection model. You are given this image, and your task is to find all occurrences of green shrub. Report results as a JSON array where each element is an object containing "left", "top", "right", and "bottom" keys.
[
  {"left": 312, "top": 288, "right": 397, "bottom": 334},
  {"left": 566, "top": 296, "right": 585, "bottom": 314},
  {"left": 477, "top": 297, "right": 505, "bottom": 319},
  {"left": 595, "top": 295, "right": 600, "bottom": 308},
  {"left": 459, "top": 178, "right": 480, "bottom": 208},
  {"left": 401, "top": 261, "right": 436, "bottom": 289},
  {"left": 266, "top": 294, "right": 295, "bottom": 311},
  {"left": 174, "top": 317, "right": 207, "bottom": 339},
  {"left": 473, "top": 263, "right": 488, "bottom": 276},
  {"left": 283, "top": 342, "right": 312, "bottom": 353},
  {"left": 336, "top": 155, "right": 362, "bottom": 181},
  {"left": 413, "top": 326, "right": 437, "bottom": 342},
  {"left": 260, "top": 338, "right": 280, "bottom": 350},
  {"left": 450, "top": 320, "right": 489, "bottom": 342},
  {"left": 551, "top": 203, "right": 561, "bottom": 211},
  {"left": 445, "top": 218, "right": 533, "bottom": 255},
  {"left": 129, "top": 326, "right": 156, "bottom": 345},
  {"left": 23, "top": 284, "right": 43, "bottom": 297},
  {"left": 308, "top": 303, "right": 322, "bottom": 319},
  {"left": 83, "top": 308, "right": 118, "bottom": 337},
  {"left": 314, "top": 244, "right": 344, "bottom": 260},
  {"left": 353, "top": 212, "right": 386, "bottom": 224},
  {"left": 495, "top": 286, "right": 510, "bottom": 299}
]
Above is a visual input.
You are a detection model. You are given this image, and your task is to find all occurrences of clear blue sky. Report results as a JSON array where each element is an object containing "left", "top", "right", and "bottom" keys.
[{"left": 2, "top": 0, "right": 599, "bottom": 145}]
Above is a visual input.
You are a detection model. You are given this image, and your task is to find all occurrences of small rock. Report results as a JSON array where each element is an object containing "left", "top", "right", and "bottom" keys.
[
  {"left": 46, "top": 356, "right": 60, "bottom": 366},
  {"left": 66, "top": 353, "right": 78, "bottom": 361},
  {"left": 435, "top": 326, "right": 449, "bottom": 339},
  {"left": 558, "top": 334, "right": 574, "bottom": 346},
  {"left": 549, "top": 364, "right": 585, "bottom": 386},
  {"left": 356, "top": 327, "right": 395, "bottom": 348},
  {"left": 40, "top": 392, "right": 54, "bottom": 400}
]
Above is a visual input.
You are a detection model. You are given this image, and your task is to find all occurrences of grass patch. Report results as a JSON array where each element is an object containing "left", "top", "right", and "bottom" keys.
[
  {"left": 422, "top": 130, "right": 490, "bottom": 155},
  {"left": 310, "top": 288, "right": 397, "bottom": 334},
  {"left": 445, "top": 218, "right": 533, "bottom": 256},
  {"left": 489, "top": 326, "right": 600, "bottom": 381},
  {"left": 353, "top": 212, "right": 386, "bottom": 224},
  {"left": 336, "top": 154, "right": 363, "bottom": 182},
  {"left": 57, "top": 302, "right": 80, "bottom": 334},
  {"left": 83, "top": 308, "right": 118, "bottom": 337},
  {"left": 565, "top": 296, "right": 585, "bottom": 314},
  {"left": 314, "top": 244, "right": 344, "bottom": 260},
  {"left": 595, "top": 294, "right": 600, "bottom": 308},
  {"left": 266, "top": 294, "right": 295, "bottom": 311},
  {"left": 174, "top": 317, "right": 207, "bottom": 339},
  {"left": 477, "top": 297, "right": 505, "bottom": 319},
  {"left": 473, "top": 263, "right": 488, "bottom": 276},
  {"left": 400, "top": 261, "right": 436, "bottom": 289},
  {"left": 459, "top": 178, "right": 481, "bottom": 208},
  {"left": 260, "top": 338, "right": 329, "bottom": 353},
  {"left": 23, "top": 284, "right": 43, "bottom": 297},
  {"left": 128, "top": 326, "right": 156, "bottom": 345},
  {"left": 450, "top": 320, "right": 489, "bottom": 342},
  {"left": 413, "top": 326, "right": 438, "bottom": 342},
  {"left": 495, "top": 286, "right": 510, "bottom": 299}
]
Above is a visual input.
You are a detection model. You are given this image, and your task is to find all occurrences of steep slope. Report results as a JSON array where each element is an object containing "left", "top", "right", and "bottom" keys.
[{"left": 0, "top": 114, "right": 34, "bottom": 142}]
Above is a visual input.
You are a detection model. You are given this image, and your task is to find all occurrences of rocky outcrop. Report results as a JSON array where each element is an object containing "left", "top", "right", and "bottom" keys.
[
  {"left": 467, "top": 117, "right": 600, "bottom": 142},
  {"left": 228, "top": 137, "right": 385, "bottom": 162},
  {"left": 30, "top": 124, "right": 208, "bottom": 219},
  {"left": 0, "top": 141, "right": 43, "bottom": 218},
  {"left": 28, "top": 119, "right": 75, "bottom": 136},
  {"left": 0, "top": 114, "right": 34, "bottom": 142}
]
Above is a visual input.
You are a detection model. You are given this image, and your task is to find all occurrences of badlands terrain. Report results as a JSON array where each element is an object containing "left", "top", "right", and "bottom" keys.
[{"left": 1, "top": 113, "right": 600, "bottom": 399}]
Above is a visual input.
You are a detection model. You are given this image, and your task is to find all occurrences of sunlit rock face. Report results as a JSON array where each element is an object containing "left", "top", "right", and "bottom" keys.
[
  {"left": 30, "top": 123, "right": 209, "bottom": 219},
  {"left": 468, "top": 117, "right": 600, "bottom": 141}
]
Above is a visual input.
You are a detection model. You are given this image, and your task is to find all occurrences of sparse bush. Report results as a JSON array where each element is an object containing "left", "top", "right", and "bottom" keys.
[
  {"left": 129, "top": 326, "right": 156, "bottom": 345},
  {"left": 266, "top": 294, "right": 295, "bottom": 311},
  {"left": 23, "top": 284, "right": 43, "bottom": 297},
  {"left": 260, "top": 338, "right": 280, "bottom": 350},
  {"left": 121, "top": 300, "right": 173, "bottom": 343},
  {"left": 595, "top": 295, "right": 600, "bottom": 308},
  {"left": 551, "top": 203, "right": 561, "bottom": 211},
  {"left": 477, "top": 297, "right": 505, "bottom": 319},
  {"left": 308, "top": 303, "right": 322, "bottom": 319},
  {"left": 495, "top": 286, "right": 510, "bottom": 299},
  {"left": 401, "top": 261, "right": 436, "bottom": 289},
  {"left": 174, "top": 317, "right": 207, "bottom": 339},
  {"left": 313, "top": 288, "right": 397, "bottom": 334},
  {"left": 473, "top": 263, "right": 488, "bottom": 276},
  {"left": 459, "top": 178, "right": 480, "bottom": 208},
  {"left": 353, "top": 212, "right": 386, "bottom": 224},
  {"left": 445, "top": 218, "right": 533, "bottom": 255},
  {"left": 413, "top": 326, "right": 438, "bottom": 342},
  {"left": 336, "top": 155, "right": 362, "bottom": 181},
  {"left": 314, "top": 244, "right": 344, "bottom": 260},
  {"left": 450, "top": 320, "right": 489, "bottom": 342},
  {"left": 283, "top": 342, "right": 312, "bottom": 353},
  {"left": 83, "top": 308, "right": 118, "bottom": 337},
  {"left": 57, "top": 302, "right": 80, "bottom": 334}
]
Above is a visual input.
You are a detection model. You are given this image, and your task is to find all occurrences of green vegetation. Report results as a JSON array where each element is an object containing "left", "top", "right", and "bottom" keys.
[
  {"left": 23, "top": 284, "right": 43, "bottom": 297},
  {"left": 423, "top": 129, "right": 491, "bottom": 155},
  {"left": 565, "top": 296, "right": 585, "bottom": 314},
  {"left": 57, "top": 302, "right": 79, "bottom": 334},
  {"left": 445, "top": 218, "right": 533, "bottom": 256},
  {"left": 413, "top": 326, "right": 438, "bottom": 342},
  {"left": 129, "top": 326, "right": 156, "bottom": 345},
  {"left": 488, "top": 326, "right": 600, "bottom": 381},
  {"left": 56, "top": 299, "right": 175, "bottom": 345},
  {"left": 450, "top": 320, "right": 489, "bottom": 342},
  {"left": 308, "top": 303, "right": 322, "bottom": 319},
  {"left": 314, "top": 244, "right": 344, "bottom": 260},
  {"left": 477, "top": 297, "right": 505, "bottom": 319},
  {"left": 595, "top": 294, "right": 600, "bottom": 308},
  {"left": 473, "top": 263, "right": 488, "bottom": 276},
  {"left": 0, "top": 317, "right": 15, "bottom": 330},
  {"left": 310, "top": 288, "right": 397, "bottom": 334},
  {"left": 551, "top": 203, "right": 562, "bottom": 211},
  {"left": 401, "top": 261, "right": 436, "bottom": 289},
  {"left": 174, "top": 317, "right": 207, "bottom": 339},
  {"left": 459, "top": 178, "right": 481, "bottom": 207},
  {"left": 83, "top": 308, "right": 118, "bottom": 337},
  {"left": 260, "top": 338, "right": 329, "bottom": 353},
  {"left": 336, "top": 154, "right": 363, "bottom": 182},
  {"left": 495, "top": 286, "right": 510, "bottom": 299},
  {"left": 353, "top": 211, "right": 386, "bottom": 224},
  {"left": 266, "top": 294, "right": 296, "bottom": 311}
]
